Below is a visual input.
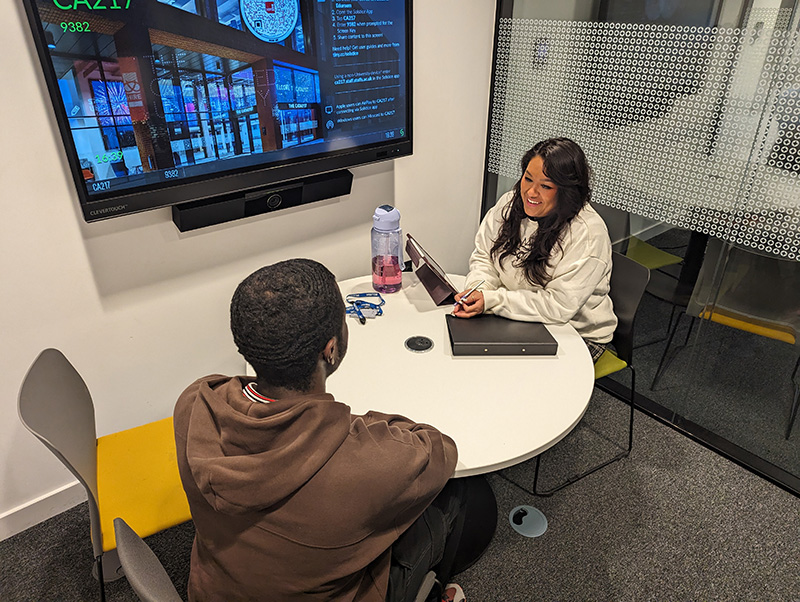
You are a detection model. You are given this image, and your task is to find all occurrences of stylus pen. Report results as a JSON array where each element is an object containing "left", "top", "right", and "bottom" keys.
[{"left": 455, "top": 280, "right": 485, "bottom": 306}]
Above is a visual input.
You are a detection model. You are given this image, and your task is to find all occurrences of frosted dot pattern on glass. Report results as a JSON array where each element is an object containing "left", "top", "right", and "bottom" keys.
[
  {"left": 742, "top": 7, "right": 791, "bottom": 32},
  {"left": 488, "top": 18, "right": 800, "bottom": 259}
]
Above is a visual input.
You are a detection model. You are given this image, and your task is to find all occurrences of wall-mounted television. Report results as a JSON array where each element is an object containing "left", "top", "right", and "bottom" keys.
[{"left": 22, "top": 0, "right": 412, "bottom": 229}]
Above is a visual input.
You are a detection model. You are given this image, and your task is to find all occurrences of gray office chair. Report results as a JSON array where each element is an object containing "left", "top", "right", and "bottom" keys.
[
  {"left": 508, "top": 252, "right": 650, "bottom": 495},
  {"left": 114, "top": 518, "right": 183, "bottom": 602},
  {"left": 17, "top": 349, "right": 191, "bottom": 602},
  {"left": 18, "top": 348, "right": 116, "bottom": 601}
]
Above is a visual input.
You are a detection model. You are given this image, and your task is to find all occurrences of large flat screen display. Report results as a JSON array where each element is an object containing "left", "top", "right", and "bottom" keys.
[{"left": 23, "top": 0, "right": 411, "bottom": 222}]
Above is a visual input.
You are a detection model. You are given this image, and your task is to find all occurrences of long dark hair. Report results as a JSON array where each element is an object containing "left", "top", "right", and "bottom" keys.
[{"left": 490, "top": 138, "right": 592, "bottom": 287}]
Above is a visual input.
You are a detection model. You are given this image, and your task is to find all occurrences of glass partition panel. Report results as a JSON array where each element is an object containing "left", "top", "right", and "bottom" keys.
[{"left": 483, "top": 0, "right": 800, "bottom": 492}]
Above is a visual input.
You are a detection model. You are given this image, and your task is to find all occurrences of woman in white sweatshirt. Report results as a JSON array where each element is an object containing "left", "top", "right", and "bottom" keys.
[{"left": 453, "top": 138, "right": 617, "bottom": 361}]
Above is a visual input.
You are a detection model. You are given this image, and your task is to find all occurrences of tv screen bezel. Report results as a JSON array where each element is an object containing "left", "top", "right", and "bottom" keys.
[{"left": 21, "top": 0, "right": 413, "bottom": 223}]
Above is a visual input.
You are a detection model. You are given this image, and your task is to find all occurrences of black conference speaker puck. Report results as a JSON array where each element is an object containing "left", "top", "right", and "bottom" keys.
[{"left": 404, "top": 336, "right": 434, "bottom": 353}]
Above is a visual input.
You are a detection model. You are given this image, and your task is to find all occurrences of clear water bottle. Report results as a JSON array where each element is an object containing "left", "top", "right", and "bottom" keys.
[{"left": 371, "top": 204, "right": 403, "bottom": 293}]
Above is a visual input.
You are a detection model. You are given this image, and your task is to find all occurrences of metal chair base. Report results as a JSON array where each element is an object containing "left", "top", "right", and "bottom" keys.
[{"left": 501, "top": 367, "right": 636, "bottom": 497}]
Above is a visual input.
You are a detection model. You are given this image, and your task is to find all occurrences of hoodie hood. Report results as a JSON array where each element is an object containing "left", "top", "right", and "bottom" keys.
[{"left": 181, "top": 375, "right": 351, "bottom": 515}]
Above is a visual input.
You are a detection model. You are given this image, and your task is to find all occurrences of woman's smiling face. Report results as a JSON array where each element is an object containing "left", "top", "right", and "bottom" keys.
[{"left": 520, "top": 156, "right": 558, "bottom": 218}]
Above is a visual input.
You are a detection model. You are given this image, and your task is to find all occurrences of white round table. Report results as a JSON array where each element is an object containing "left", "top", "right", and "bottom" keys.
[
  {"left": 329, "top": 272, "right": 595, "bottom": 478},
  {"left": 244, "top": 271, "right": 595, "bottom": 563}
]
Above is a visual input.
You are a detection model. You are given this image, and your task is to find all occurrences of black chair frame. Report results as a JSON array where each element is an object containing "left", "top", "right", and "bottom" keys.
[{"left": 501, "top": 252, "right": 650, "bottom": 497}]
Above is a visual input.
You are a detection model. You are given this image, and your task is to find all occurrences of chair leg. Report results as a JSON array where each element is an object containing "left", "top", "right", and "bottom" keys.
[
  {"left": 651, "top": 311, "right": 685, "bottom": 390},
  {"left": 523, "top": 372, "right": 635, "bottom": 497},
  {"left": 634, "top": 303, "right": 679, "bottom": 350},
  {"left": 496, "top": 462, "right": 536, "bottom": 498},
  {"left": 532, "top": 454, "right": 544, "bottom": 496},
  {"left": 683, "top": 315, "right": 696, "bottom": 346},
  {"left": 532, "top": 446, "right": 630, "bottom": 497},
  {"left": 785, "top": 356, "right": 800, "bottom": 440},
  {"left": 666, "top": 304, "right": 679, "bottom": 334},
  {"left": 627, "top": 365, "right": 636, "bottom": 452},
  {"left": 495, "top": 455, "right": 549, "bottom": 498},
  {"left": 96, "top": 556, "right": 106, "bottom": 602}
]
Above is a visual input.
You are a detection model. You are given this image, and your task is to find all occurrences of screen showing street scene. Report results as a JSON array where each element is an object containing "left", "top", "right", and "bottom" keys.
[{"left": 32, "top": 0, "right": 408, "bottom": 200}]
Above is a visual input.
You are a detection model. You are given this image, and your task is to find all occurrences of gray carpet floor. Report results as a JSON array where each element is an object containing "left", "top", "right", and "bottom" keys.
[
  {"left": 462, "top": 391, "right": 800, "bottom": 601},
  {"left": 2, "top": 389, "right": 798, "bottom": 601}
]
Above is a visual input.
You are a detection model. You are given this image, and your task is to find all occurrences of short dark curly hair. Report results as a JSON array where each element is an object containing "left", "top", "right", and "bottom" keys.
[{"left": 230, "top": 259, "right": 344, "bottom": 392}]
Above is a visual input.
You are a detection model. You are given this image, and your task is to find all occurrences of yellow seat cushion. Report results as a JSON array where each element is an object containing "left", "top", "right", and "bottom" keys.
[
  {"left": 96, "top": 416, "right": 191, "bottom": 551},
  {"left": 594, "top": 349, "right": 628, "bottom": 379},
  {"left": 626, "top": 236, "right": 683, "bottom": 271},
  {"left": 699, "top": 307, "right": 796, "bottom": 345}
]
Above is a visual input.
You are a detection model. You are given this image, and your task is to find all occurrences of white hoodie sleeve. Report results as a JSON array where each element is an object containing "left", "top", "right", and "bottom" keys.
[
  {"left": 465, "top": 195, "right": 617, "bottom": 341},
  {"left": 481, "top": 226, "right": 609, "bottom": 324}
]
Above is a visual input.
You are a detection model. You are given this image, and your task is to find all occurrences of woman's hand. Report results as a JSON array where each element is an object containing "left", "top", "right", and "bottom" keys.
[{"left": 453, "top": 289, "right": 485, "bottom": 318}]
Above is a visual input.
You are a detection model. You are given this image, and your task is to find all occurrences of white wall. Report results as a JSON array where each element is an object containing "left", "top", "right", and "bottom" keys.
[{"left": 0, "top": 0, "right": 495, "bottom": 539}]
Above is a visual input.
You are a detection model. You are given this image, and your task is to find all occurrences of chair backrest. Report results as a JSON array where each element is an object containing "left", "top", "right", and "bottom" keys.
[
  {"left": 609, "top": 252, "right": 651, "bottom": 365},
  {"left": 113, "top": 517, "right": 183, "bottom": 602},
  {"left": 591, "top": 202, "right": 631, "bottom": 255},
  {"left": 18, "top": 348, "right": 104, "bottom": 557}
]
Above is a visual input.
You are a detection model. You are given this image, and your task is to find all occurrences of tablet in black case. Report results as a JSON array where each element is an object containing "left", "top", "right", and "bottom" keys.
[{"left": 445, "top": 314, "right": 558, "bottom": 356}]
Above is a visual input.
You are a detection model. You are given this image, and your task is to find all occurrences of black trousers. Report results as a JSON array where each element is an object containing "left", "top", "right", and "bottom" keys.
[{"left": 385, "top": 478, "right": 469, "bottom": 602}]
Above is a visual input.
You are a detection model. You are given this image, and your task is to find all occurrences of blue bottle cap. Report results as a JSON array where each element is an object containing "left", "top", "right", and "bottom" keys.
[{"left": 373, "top": 204, "right": 401, "bottom": 231}]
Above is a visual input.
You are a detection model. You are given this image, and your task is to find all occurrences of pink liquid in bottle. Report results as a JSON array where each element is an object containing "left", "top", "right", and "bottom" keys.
[{"left": 372, "top": 255, "right": 402, "bottom": 293}]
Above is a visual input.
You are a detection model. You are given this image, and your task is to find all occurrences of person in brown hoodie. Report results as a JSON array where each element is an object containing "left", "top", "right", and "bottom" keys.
[{"left": 174, "top": 258, "right": 465, "bottom": 602}]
